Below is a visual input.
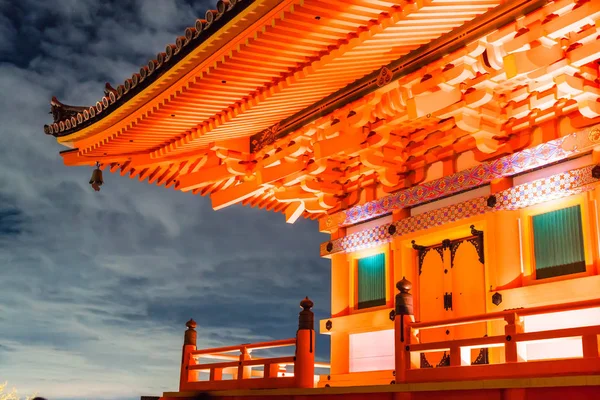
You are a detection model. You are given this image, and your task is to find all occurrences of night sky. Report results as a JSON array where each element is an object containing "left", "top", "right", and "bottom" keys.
[{"left": 0, "top": 1, "right": 331, "bottom": 398}]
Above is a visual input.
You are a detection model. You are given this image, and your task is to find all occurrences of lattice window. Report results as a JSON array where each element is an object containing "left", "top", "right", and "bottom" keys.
[
  {"left": 532, "top": 205, "right": 586, "bottom": 279},
  {"left": 357, "top": 253, "right": 386, "bottom": 309}
]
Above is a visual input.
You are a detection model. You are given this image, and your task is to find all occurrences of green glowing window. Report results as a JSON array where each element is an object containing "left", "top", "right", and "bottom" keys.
[
  {"left": 357, "top": 253, "right": 386, "bottom": 309},
  {"left": 532, "top": 205, "right": 586, "bottom": 280}
]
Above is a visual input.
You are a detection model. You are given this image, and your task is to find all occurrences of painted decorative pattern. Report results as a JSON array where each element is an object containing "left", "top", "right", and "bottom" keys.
[
  {"left": 321, "top": 165, "right": 599, "bottom": 256},
  {"left": 497, "top": 165, "right": 596, "bottom": 210},
  {"left": 335, "top": 129, "right": 598, "bottom": 228}
]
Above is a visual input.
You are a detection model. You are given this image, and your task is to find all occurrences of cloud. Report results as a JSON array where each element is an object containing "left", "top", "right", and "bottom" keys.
[
  {"left": 0, "top": 1, "right": 331, "bottom": 399},
  {"left": 0, "top": 14, "right": 17, "bottom": 53}
]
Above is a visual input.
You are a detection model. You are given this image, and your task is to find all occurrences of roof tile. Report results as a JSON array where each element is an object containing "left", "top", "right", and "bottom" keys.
[{"left": 44, "top": 0, "right": 248, "bottom": 137}]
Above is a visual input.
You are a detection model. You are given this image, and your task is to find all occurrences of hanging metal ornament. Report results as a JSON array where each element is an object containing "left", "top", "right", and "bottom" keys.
[{"left": 89, "top": 162, "right": 104, "bottom": 192}]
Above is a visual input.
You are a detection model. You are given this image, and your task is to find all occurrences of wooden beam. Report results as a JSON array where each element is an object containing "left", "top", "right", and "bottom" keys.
[
  {"left": 314, "top": 131, "right": 365, "bottom": 160},
  {"left": 210, "top": 137, "right": 250, "bottom": 154},
  {"left": 210, "top": 180, "right": 266, "bottom": 211},
  {"left": 273, "top": 187, "right": 316, "bottom": 202},
  {"left": 179, "top": 164, "right": 232, "bottom": 192},
  {"left": 257, "top": 159, "right": 307, "bottom": 185},
  {"left": 284, "top": 202, "right": 305, "bottom": 224},
  {"left": 61, "top": 150, "right": 130, "bottom": 167}
]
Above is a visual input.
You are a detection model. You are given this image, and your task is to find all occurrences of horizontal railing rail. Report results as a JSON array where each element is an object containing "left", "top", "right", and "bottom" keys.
[
  {"left": 409, "top": 335, "right": 505, "bottom": 353},
  {"left": 411, "top": 298, "right": 600, "bottom": 330},
  {"left": 409, "top": 326, "right": 600, "bottom": 353},
  {"left": 190, "top": 338, "right": 297, "bottom": 356},
  {"left": 195, "top": 352, "right": 330, "bottom": 369},
  {"left": 188, "top": 356, "right": 296, "bottom": 371}
]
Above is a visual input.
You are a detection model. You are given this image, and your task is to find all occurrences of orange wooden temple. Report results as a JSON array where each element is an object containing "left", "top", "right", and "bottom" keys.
[{"left": 44, "top": 0, "right": 600, "bottom": 399}]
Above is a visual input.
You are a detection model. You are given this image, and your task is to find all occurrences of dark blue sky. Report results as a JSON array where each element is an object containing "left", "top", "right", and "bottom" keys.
[{"left": 0, "top": 1, "right": 331, "bottom": 398}]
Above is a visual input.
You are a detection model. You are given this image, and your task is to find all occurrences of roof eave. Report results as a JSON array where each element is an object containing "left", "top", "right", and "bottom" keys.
[{"left": 45, "top": 0, "right": 284, "bottom": 148}]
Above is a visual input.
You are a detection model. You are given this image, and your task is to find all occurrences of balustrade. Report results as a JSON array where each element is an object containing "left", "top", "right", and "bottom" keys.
[
  {"left": 180, "top": 283, "right": 600, "bottom": 392},
  {"left": 179, "top": 297, "right": 325, "bottom": 392},
  {"left": 392, "top": 280, "right": 600, "bottom": 383}
]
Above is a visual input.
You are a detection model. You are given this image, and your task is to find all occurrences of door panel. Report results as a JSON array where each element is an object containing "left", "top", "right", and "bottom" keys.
[
  {"left": 418, "top": 249, "right": 447, "bottom": 366},
  {"left": 451, "top": 241, "right": 487, "bottom": 363}
]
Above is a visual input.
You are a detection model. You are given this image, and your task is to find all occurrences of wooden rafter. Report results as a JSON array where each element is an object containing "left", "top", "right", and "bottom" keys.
[{"left": 51, "top": 0, "right": 600, "bottom": 223}]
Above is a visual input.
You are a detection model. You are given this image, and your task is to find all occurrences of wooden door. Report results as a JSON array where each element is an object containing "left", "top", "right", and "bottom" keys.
[{"left": 416, "top": 233, "right": 487, "bottom": 367}]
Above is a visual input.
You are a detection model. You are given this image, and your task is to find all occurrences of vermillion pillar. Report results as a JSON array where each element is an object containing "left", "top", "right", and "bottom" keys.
[
  {"left": 394, "top": 278, "right": 414, "bottom": 384},
  {"left": 295, "top": 297, "right": 315, "bottom": 388},
  {"left": 179, "top": 319, "right": 198, "bottom": 391}
]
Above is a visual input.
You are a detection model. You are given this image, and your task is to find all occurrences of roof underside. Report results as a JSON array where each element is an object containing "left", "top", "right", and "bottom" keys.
[{"left": 48, "top": 0, "right": 600, "bottom": 223}]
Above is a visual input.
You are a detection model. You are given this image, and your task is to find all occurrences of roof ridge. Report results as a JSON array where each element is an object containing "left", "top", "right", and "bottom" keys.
[{"left": 44, "top": 0, "right": 248, "bottom": 137}]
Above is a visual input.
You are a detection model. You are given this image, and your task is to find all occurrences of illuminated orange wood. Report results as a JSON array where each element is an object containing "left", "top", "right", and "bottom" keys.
[{"left": 43, "top": 1, "right": 600, "bottom": 394}]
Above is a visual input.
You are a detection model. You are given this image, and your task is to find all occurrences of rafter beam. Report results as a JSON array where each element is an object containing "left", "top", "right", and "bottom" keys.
[{"left": 210, "top": 179, "right": 267, "bottom": 211}]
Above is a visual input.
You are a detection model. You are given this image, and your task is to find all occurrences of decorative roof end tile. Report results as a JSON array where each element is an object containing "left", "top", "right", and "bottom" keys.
[{"left": 43, "top": 0, "right": 246, "bottom": 138}]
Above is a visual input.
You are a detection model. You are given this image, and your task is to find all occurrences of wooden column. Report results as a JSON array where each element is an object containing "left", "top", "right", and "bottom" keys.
[
  {"left": 329, "top": 228, "right": 350, "bottom": 376},
  {"left": 179, "top": 319, "right": 198, "bottom": 391},
  {"left": 295, "top": 297, "right": 316, "bottom": 388}
]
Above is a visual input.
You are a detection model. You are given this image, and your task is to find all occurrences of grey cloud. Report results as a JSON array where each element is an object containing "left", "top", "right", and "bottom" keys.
[{"left": 0, "top": 13, "right": 17, "bottom": 53}]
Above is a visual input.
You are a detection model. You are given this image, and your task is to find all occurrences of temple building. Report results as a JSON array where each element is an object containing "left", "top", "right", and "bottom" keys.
[{"left": 44, "top": 0, "right": 600, "bottom": 399}]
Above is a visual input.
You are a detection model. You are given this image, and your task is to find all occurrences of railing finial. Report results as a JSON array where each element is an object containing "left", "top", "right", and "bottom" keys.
[
  {"left": 184, "top": 318, "right": 197, "bottom": 346},
  {"left": 395, "top": 277, "right": 414, "bottom": 317},
  {"left": 298, "top": 297, "right": 314, "bottom": 331}
]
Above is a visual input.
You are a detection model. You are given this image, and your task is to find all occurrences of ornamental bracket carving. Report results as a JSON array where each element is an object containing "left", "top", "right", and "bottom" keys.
[
  {"left": 472, "top": 347, "right": 489, "bottom": 365},
  {"left": 467, "top": 225, "right": 484, "bottom": 264},
  {"left": 412, "top": 240, "right": 429, "bottom": 275},
  {"left": 420, "top": 353, "right": 433, "bottom": 368},
  {"left": 437, "top": 352, "right": 450, "bottom": 367},
  {"left": 251, "top": 123, "right": 280, "bottom": 152},
  {"left": 449, "top": 240, "right": 462, "bottom": 268}
]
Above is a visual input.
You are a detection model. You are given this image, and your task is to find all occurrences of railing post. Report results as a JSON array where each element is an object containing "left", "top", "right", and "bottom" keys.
[
  {"left": 179, "top": 319, "right": 198, "bottom": 391},
  {"left": 264, "top": 363, "right": 280, "bottom": 378},
  {"left": 237, "top": 346, "right": 252, "bottom": 380},
  {"left": 582, "top": 334, "right": 600, "bottom": 358},
  {"left": 295, "top": 297, "right": 315, "bottom": 388},
  {"left": 504, "top": 313, "right": 526, "bottom": 362},
  {"left": 210, "top": 367, "right": 223, "bottom": 381},
  {"left": 394, "top": 277, "right": 414, "bottom": 383}
]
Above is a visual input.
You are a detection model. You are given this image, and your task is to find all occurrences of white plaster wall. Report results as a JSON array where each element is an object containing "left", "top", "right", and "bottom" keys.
[
  {"left": 410, "top": 186, "right": 491, "bottom": 216},
  {"left": 349, "top": 329, "right": 395, "bottom": 372},
  {"left": 346, "top": 215, "right": 393, "bottom": 236},
  {"left": 513, "top": 154, "right": 592, "bottom": 186}
]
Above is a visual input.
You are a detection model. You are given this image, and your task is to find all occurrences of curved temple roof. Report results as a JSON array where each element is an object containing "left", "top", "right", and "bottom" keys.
[
  {"left": 45, "top": 0, "right": 504, "bottom": 145},
  {"left": 45, "top": 0, "right": 251, "bottom": 138},
  {"left": 43, "top": 0, "right": 600, "bottom": 223}
]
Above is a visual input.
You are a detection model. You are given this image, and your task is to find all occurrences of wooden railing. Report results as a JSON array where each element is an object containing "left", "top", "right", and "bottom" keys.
[
  {"left": 179, "top": 297, "right": 319, "bottom": 392},
  {"left": 394, "top": 295, "right": 600, "bottom": 383},
  {"left": 182, "top": 339, "right": 298, "bottom": 391}
]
